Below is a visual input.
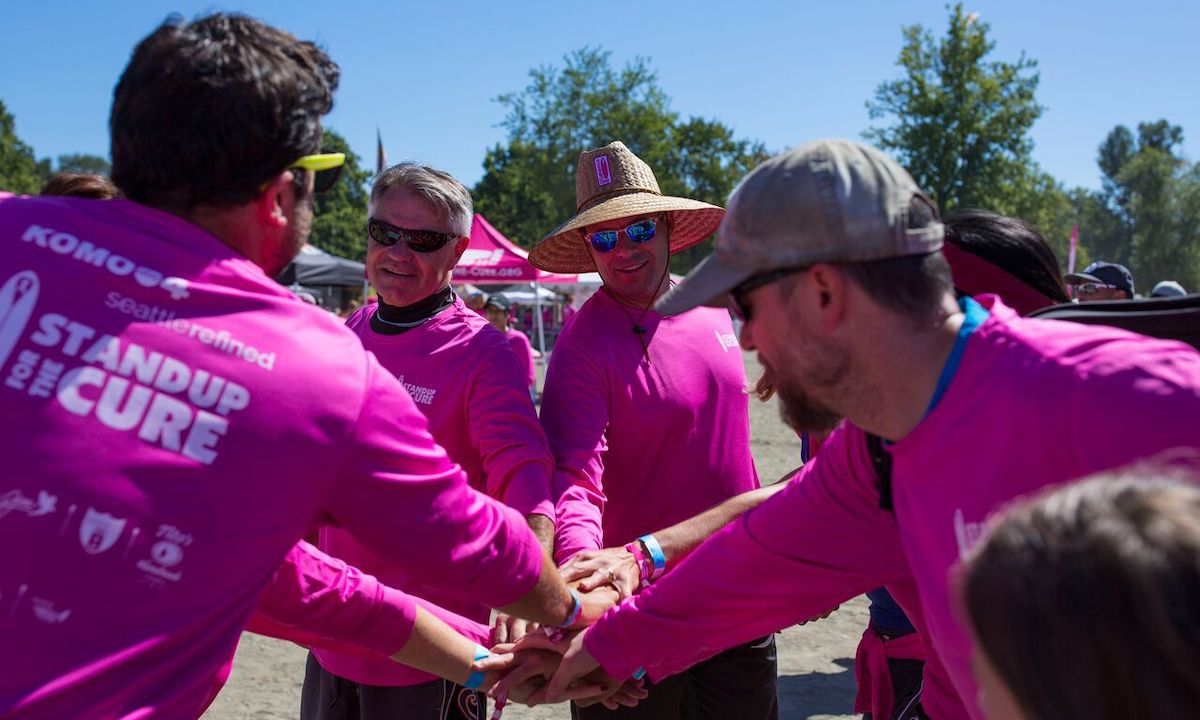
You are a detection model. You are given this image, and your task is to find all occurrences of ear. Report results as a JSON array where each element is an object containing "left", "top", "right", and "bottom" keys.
[
  {"left": 806, "top": 263, "right": 849, "bottom": 334},
  {"left": 257, "top": 171, "right": 296, "bottom": 230},
  {"left": 451, "top": 233, "right": 471, "bottom": 262}
]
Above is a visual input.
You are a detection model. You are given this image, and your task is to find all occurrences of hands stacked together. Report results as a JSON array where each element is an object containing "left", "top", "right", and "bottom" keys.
[{"left": 480, "top": 547, "right": 649, "bottom": 712}]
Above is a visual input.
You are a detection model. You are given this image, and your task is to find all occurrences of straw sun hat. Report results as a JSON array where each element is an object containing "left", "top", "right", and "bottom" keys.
[{"left": 529, "top": 141, "right": 725, "bottom": 274}]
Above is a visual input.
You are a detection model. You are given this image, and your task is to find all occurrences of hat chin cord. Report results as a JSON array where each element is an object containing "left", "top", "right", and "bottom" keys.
[{"left": 603, "top": 259, "right": 672, "bottom": 364}]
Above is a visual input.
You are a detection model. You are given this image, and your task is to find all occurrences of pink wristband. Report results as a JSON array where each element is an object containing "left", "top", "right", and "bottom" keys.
[{"left": 624, "top": 542, "right": 650, "bottom": 587}]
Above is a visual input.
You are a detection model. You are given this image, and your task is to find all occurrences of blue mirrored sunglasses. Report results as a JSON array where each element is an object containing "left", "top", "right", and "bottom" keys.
[{"left": 586, "top": 218, "right": 657, "bottom": 254}]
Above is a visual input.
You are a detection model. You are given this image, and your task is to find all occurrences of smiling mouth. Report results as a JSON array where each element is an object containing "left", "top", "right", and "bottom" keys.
[
  {"left": 615, "top": 260, "right": 648, "bottom": 273},
  {"left": 380, "top": 267, "right": 415, "bottom": 278}
]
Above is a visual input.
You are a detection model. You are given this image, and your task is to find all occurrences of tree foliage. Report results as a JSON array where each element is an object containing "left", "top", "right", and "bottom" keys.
[
  {"left": 866, "top": 4, "right": 1043, "bottom": 214},
  {"left": 472, "top": 48, "right": 767, "bottom": 272},
  {"left": 54, "top": 153, "right": 111, "bottom": 176},
  {"left": 0, "top": 99, "right": 48, "bottom": 194},
  {"left": 1076, "top": 121, "right": 1200, "bottom": 289},
  {"left": 865, "top": 5, "right": 1084, "bottom": 263},
  {"left": 309, "top": 128, "right": 372, "bottom": 262}
]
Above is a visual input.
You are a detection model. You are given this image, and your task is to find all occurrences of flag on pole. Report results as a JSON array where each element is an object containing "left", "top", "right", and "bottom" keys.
[
  {"left": 376, "top": 129, "right": 388, "bottom": 174},
  {"left": 1067, "top": 224, "right": 1079, "bottom": 274}
]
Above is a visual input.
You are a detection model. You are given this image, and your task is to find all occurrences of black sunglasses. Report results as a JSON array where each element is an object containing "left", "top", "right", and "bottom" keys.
[
  {"left": 367, "top": 217, "right": 459, "bottom": 253},
  {"left": 728, "top": 266, "right": 810, "bottom": 322}
]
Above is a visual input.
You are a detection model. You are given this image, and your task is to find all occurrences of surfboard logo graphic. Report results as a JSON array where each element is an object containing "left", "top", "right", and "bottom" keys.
[{"left": 0, "top": 271, "right": 39, "bottom": 370}]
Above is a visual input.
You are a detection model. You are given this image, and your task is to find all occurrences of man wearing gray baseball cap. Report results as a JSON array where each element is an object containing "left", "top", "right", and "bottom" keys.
[{"left": 522, "top": 140, "right": 1200, "bottom": 719}]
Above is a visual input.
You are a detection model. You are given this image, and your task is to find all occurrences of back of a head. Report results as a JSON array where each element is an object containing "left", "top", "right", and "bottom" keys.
[
  {"left": 944, "top": 210, "right": 1070, "bottom": 310},
  {"left": 110, "top": 13, "right": 339, "bottom": 212},
  {"left": 40, "top": 172, "right": 119, "bottom": 200},
  {"left": 964, "top": 472, "right": 1200, "bottom": 720}
]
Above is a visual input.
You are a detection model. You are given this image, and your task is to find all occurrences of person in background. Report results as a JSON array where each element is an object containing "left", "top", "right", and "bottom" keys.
[
  {"left": 466, "top": 289, "right": 488, "bottom": 315},
  {"left": 305, "top": 162, "right": 563, "bottom": 720},
  {"left": 963, "top": 469, "right": 1200, "bottom": 720},
  {"left": 1151, "top": 280, "right": 1187, "bottom": 298},
  {"left": 40, "top": 172, "right": 119, "bottom": 199},
  {"left": 1064, "top": 261, "right": 1134, "bottom": 301},
  {"left": 486, "top": 293, "right": 537, "bottom": 402},
  {"left": 532, "top": 141, "right": 778, "bottom": 720}
]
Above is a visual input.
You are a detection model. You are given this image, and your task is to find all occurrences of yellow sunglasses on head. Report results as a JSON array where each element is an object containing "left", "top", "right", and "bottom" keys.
[{"left": 289, "top": 152, "right": 345, "bottom": 193}]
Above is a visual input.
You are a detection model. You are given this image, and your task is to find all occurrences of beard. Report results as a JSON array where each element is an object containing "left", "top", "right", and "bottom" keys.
[
  {"left": 776, "top": 380, "right": 844, "bottom": 433},
  {"left": 770, "top": 337, "right": 849, "bottom": 434}
]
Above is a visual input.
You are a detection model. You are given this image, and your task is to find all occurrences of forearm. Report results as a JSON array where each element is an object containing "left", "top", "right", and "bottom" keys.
[
  {"left": 654, "top": 482, "right": 788, "bottom": 568},
  {"left": 390, "top": 606, "right": 484, "bottom": 686},
  {"left": 526, "top": 513, "right": 556, "bottom": 557},
  {"left": 497, "top": 552, "right": 576, "bottom": 627}
]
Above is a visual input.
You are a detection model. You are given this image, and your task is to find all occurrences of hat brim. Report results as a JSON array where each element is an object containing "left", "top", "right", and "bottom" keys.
[
  {"left": 655, "top": 252, "right": 756, "bottom": 317},
  {"left": 529, "top": 192, "right": 724, "bottom": 274},
  {"left": 1063, "top": 272, "right": 1103, "bottom": 285}
]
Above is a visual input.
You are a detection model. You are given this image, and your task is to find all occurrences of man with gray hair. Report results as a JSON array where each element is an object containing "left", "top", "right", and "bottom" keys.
[
  {"left": 303, "top": 162, "right": 561, "bottom": 719},
  {"left": 518, "top": 140, "right": 1200, "bottom": 718}
]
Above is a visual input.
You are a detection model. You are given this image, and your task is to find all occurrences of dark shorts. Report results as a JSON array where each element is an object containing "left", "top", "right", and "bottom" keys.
[
  {"left": 301, "top": 652, "right": 485, "bottom": 720},
  {"left": 862, "top": 656, "right": 927, "bottom": 720},
  {"left": 572, "top": 635, "right": 779, "bottom": 720}
]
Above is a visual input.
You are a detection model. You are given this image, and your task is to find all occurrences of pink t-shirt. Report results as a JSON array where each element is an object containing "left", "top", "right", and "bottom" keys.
[
  {"left": 542, "top": 289, "right": 758, "bottom": 564},
  {"left": 584, "top": 297, "right": 1200, "bottom": 719},
  {"left": 0, "top": 195, "right": 542, "bottom": 719},
  {"left": 506, "top": 327, "right": 536, "bottom": 388},
  {"left": 314, "top": 298, "right": 553, "bottom": 686}
]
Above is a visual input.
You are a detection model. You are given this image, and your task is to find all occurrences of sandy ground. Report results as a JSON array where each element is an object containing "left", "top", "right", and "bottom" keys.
[{"left": 203, "top": 351, "right": 864, "bottom": 719}]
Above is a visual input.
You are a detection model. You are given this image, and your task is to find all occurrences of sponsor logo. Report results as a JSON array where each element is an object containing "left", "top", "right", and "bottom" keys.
[
  {"left": 105, "top": 291, "right": 276, "bottom": 371},
  {"left": 459, "top": 249, "right": 507, "bottom": 268},
  {"left": 714, "top": 330, "right": 739, "bottom": 352},
  {"left": 0, "top": 489, "right": 57, "bottom": 519},
  {"left": 31, "top": 597, "right": 71, "bottom": 624},
  {"left": 594, "top": 155, "right": 613, "bottom": 186},
  {"left": 953, "top": 508, "right": 984, "bottom": 558},
  {"left": 3, "top": 312, "right": 253, "bottom": 465},
  {"left": 79, "top": 507, "right": 127, "bottom": 555},
  {"left": 0, "top": 271, "right": 38, "bottom": 370},
  {"left": 396, "top": 374, "right": 437, "bottom": 406},
  {"left": 136, "top": 523, "right": 191, "bottom": 583},
  {"left": 20, "top": 225, "right": 189, "bottom": 301}
]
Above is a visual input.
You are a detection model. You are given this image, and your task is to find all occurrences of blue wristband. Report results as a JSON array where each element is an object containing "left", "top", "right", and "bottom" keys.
[
  {"left": 557, "top": 588, "right": 582, "bottom": 628},
  {"left": 637, "top": 534, "right": 666, "bottom": 578},
  {"left": 463, "top": 643, "right": 490, "bottom": 690},
  {"left": 631, "top": 667, "right": 647, "bottom": 680}
]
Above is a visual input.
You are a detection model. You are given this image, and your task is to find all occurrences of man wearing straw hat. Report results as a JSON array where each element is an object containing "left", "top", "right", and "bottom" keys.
[{"left": 532, "top": 141, "right": 779, "bottom": 719}]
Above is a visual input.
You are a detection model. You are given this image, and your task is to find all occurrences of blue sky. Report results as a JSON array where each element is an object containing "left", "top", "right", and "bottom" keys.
[{"left": 2, "top": 0, "right": 1197, "bottom": 194}]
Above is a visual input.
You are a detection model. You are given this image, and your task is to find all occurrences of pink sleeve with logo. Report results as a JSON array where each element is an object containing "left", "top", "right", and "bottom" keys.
[
  {"left": 540, "top": 341, "right": 609, "bottom": 563},
  {"left": 584, "top": 426, "right": 906, "bottom": 678},
  {"left": 321, "top": 360, "right": 546, "bottom": 609},
  {"left": 249, "top": 541, "right": 488, "bottom": 657}
]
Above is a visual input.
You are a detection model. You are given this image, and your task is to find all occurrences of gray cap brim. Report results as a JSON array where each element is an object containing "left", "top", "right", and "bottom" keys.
[{"left": 656, "top": 253, "right": 756, "bottom": 316}]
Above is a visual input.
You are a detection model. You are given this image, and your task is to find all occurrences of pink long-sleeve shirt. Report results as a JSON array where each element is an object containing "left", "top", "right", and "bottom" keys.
[
  {"left": 0, "top": 194, "right": 541, "bottom": 719},
  {"left": 584, "top": 297, "right": 1200, "bottom": 719},
  {"left": 505, "top": 327, "right": 537, "bottom": 389},
  {"left": 542, "top": 289, "right": 758, "bottom": 564},
  {"left": 314, "top": 298, "right": 553, "bottom": 686}
]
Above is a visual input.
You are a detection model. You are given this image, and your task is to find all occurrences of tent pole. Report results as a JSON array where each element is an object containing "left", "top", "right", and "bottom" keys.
[{"left": 534, "top": 279, "right": 546, "bottom": 353}]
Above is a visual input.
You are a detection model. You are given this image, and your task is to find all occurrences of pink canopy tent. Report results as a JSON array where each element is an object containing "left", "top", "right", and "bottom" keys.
[{"left": 453, "top": 213, "right": 576, "bottom": 350}]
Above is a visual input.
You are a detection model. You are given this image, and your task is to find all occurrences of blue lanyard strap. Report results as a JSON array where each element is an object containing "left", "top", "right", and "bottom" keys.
[{"left": 924, "top": 296, "right": 988, "bottom": 417}]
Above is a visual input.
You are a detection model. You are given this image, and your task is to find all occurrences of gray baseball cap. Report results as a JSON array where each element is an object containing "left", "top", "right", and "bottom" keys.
[{"left": 656, "top": 139, "right": 944, "bottom": 316}]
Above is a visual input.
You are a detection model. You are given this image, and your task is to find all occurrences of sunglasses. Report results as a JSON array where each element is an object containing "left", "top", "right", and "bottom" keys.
[
  {"left": 291, "top": 152, "right": 346, "bottom": 193},
  {"left": 728, "top": 266, "right": 810, "bottom": 322},
  {"left": 1076, "top": 282, "right": 1117, "bottom": 296},
  {"left": 586, "top": 218, "right": 657, "bottom": 254},
  {"left": 367, "top": 217, "right": 459, "bottom": 253}
]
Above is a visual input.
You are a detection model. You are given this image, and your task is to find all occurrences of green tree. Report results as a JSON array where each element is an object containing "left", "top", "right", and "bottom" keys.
[
  {"left": 472, "top": 48, "right": 766, "bottom": 272},
  {"left": 0, "top": 99, "right": 47, "bottom": 194},
  {"left": 54, "top": 153, "right": 111, "bottom": 176},
  {"left": 309, "top": 128, "right": 372, "bottom": 262},
  {"left": 1078, "top": 121, "right": 1199, "bottom": 289},
  {"left": 865, "top": 5, "right": 1043, "bottom": 215}
]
